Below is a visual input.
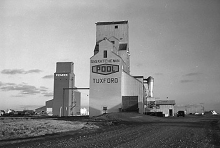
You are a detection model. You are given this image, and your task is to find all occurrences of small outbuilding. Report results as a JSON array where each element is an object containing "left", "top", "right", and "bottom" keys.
[
  {"left": 35, "top": 106, "right": 46, "bottom": 114},
  {"left": 154, "top": 100, "right": 175, "bottom": 117}
]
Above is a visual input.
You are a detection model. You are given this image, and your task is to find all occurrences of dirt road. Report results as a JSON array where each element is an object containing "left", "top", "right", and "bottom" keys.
[{"left": 1, "top": 114, "right": 220, "bottom": 148}]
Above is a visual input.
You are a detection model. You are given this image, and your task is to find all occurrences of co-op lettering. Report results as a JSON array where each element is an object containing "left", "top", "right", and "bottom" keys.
[{"left": 93, "top": 78, "right": 118, "bottom": 83}]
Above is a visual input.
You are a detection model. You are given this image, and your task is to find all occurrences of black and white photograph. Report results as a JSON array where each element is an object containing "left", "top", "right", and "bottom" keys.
[{"left": 0, "top": 0, "right": 220, "bottom": 147}]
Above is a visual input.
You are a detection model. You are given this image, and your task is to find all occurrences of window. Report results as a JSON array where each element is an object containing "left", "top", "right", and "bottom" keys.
[
  {"left": 111, "top": 41, "right": 115, "bottom": 44},
  {"left": 115, "top": 25, "right": 118, "bottom": 29},
  {"left": 104, "top": 50, "right": 107, "bottom": 58}
]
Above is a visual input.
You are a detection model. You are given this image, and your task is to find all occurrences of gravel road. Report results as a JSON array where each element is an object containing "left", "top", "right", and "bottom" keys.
[{"left": 1, "top": 115, "right": 220, "bottom": 148}]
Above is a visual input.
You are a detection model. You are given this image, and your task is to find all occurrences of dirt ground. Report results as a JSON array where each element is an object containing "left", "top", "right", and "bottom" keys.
[{"left": 0, "top": 113, "right": 220, "bottom": 148}]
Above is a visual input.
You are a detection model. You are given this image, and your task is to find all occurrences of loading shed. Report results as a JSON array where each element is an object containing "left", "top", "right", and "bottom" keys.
[{"left": 154, "top": 100, "right": 175, "bottom": 117}]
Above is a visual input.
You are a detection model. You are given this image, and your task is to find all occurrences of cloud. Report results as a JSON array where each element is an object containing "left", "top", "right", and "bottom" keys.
[
  {"left": 1, "top": 69, "right": 42, "bottom": 75},
  {"left": 0, "top": 82, "right": 51, "bottom": 96},
  {"left": 184, "top": 72, "right": 202, "bottom": 77},
  {"left": 1, "top": 69, "right": 25, "bottom": 75},
  {"left": 42, "top": 75, "right": 54, "bottom": 79},
  {"left": 25, "top": 69, "right": 42, "bottom": 74},
  {"left": 39, "top": 86, "right": 49, "bottom": 92},
  {"left": 1, "top": 84, "right": 41, "bottom": 95},
  {"left": 11, "top": 94, "right": 25, "bottom": 97},
  {"left": 5, "top": 82, "right": 16, "bottom": 85},
  {"left": 181, "top": 72, "right": 202, "bottom": 83},
  {"left": 42, "top": 92, "right": 53, "bottom": 97},
  {"left": 180, "top": 80, "right": 194, "bottom": 83}
]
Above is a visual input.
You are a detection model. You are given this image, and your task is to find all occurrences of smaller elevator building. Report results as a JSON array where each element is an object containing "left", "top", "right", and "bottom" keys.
[
  {"left": 53, "top": 62, "right": 81, "bottom": 116},
  {"left": 35, "top": 62, "right": 81, "bottom": 116}
]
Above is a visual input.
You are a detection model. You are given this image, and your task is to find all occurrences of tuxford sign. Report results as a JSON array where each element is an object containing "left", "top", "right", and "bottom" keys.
[
  {"left": 92, "top": 64, "right": 119, "bottom": 75},
  {"left": 93, "top": 77, "right": 118, "bottom": 83}
]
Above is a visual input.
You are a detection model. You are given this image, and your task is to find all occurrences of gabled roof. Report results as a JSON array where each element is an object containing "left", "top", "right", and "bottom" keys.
[
  {"left": 108, "top": 36, "right": 119, "bottom": 41},
  {"left": 35, "top": 106, "right": 46, "bottom": 111},
  {"left": 91, "top": 38, "right": 128, "bottom": 66},
  {"left": 91, "top": 38, "right": 118, "bottom": 59}
]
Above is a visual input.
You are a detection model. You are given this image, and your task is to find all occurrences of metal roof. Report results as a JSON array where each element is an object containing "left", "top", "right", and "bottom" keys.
[
  {"left": 156, "top": 100, "right": 175, "bottom": 105},
  {"left": 96, "top": 20, "right": 128, "bottom": 25}
]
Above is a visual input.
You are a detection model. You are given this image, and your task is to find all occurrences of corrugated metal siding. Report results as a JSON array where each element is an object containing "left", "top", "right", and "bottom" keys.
[
  {"left": 53, "top": 74, "right": 71, "bottom": 116},
  {"left": 155, "top": 105, "right": 175, "bottom": 117},
  {"left": 175, "top": 105, "right": 203, "bottom": 114},
  {"left": 71, "top": 91, "right": 81, "bottom": 115},
  {"left": 96, "top": 23, "right": 128, "bottom": 43},
  {"left": 122, "top": 96, "right": 138, "bottom": 111},
  {"left": 95, "top": 23, "right": 130, "bottom": 74},
  {"left": 46, "top": 100, "right": 53, "bottom": 108},
  {"left": 121, "top": 71, "right": 144, "bottom": 113},
  {"left": 56, "top": 62, "right": 74, "bottom": 73},
  {"left": 108, "top": 36, "right": 119, "bottom": 54},
  {"left": 89, "top": 40, "right": 122, "bottom": 116}
]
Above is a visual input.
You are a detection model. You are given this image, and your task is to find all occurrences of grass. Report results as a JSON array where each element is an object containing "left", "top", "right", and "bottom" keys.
[
  {"left": 1, "top": 113, "right": 219, "bottom": 141},
  {"left": 0, "top": 118, "right": 98, "bottom": 141}
]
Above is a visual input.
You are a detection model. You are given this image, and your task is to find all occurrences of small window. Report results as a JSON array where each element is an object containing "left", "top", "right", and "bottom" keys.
[
  {"left": 115, "top": 25, "right": 118, "bottom": 29},
  {"left": 104, "top": 50, "right": 107, "bottom": 58},
  {"left": 111, "top": 41, "right": 115, "bottom": 44}
]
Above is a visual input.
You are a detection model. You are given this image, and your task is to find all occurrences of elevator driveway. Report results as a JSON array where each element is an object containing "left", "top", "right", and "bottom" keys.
[{"left": 1, "top": 114, "right": 220, "bottom": 148}]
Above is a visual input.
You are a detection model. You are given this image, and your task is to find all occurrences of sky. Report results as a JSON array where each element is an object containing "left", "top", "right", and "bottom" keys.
[{"left": 0, "top": 0, "right": 220, "bottom": 113}]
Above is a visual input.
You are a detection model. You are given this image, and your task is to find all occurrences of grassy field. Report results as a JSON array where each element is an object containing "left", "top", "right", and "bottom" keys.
[
  {"left": 1, "top": 113, "right": 219, "bottom": 142},
  {"left": 0, "top": 117, "right": 98, "bottom": 141},
  {"left": 1, "top": 113, "right": 219, "bottom": 147}
]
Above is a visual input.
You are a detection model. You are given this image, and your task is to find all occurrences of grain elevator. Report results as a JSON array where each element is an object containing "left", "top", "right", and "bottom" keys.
[
  {"left": 89, "top": 21, "right": 147, "bottom": 116},
  {"left": 36, "top": 20, "right": 175, "bottom": 117},
  {"left": 53, "top": 62, "right": 81, "bottom": 116},
  {"left": 36, "top": 62, "right": 81, "bottom": 116}
]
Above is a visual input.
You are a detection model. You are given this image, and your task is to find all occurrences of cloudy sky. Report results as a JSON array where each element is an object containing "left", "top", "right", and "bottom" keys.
[{"left": 0, "top": 0, "right": 220, "bottom": 112}]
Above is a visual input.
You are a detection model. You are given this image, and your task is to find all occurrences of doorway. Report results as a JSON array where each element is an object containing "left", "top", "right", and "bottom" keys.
[
  {"left": 169, "top": 109, "right": 173, "bottom": 116},
  {"left": 122, "top": 96, "right": 138, "bottom": 112}
]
